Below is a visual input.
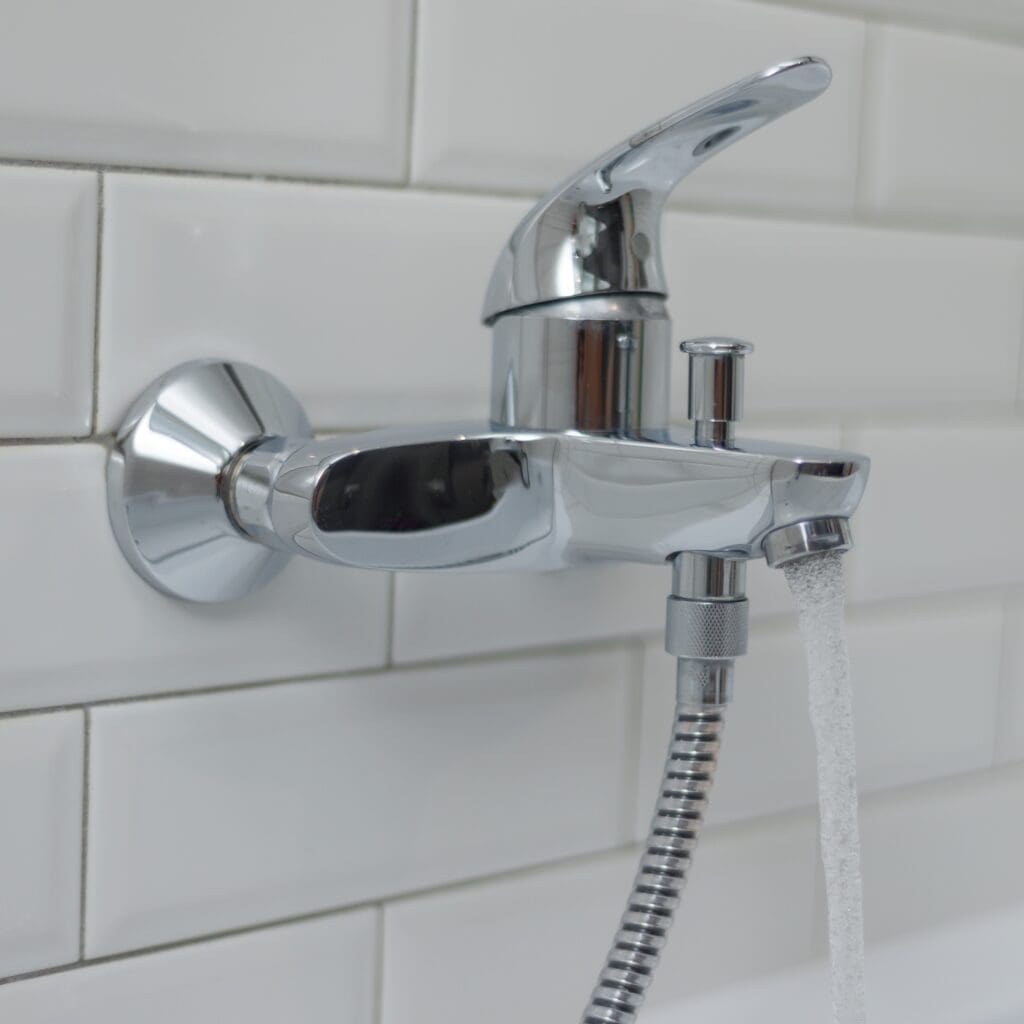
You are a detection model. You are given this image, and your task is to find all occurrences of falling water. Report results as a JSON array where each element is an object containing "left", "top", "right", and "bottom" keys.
[{"left": 784, "top": 552, "right": 866, "bottom": 1024}]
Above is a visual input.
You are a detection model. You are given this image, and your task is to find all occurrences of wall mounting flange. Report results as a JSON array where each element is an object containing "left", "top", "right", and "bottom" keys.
[{"left": 106, "top": 359, "right": 312, "bottom": 602}]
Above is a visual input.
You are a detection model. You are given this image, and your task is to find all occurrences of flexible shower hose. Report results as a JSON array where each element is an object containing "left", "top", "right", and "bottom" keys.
[
  {"left": 580, "top": 552, "right": 745, "bottom": 1024},
  {"left": 580, "top": 694, "right": 725, "bottom": 1024}
]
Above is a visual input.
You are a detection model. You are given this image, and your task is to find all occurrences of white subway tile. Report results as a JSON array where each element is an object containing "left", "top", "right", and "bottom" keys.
[
  {"left": 98, "top": 174, "right": 529, "bottom": 432},
  {"left": 664, "top": 213, "right": 1024, "bottom": 418},
  {"left": 0, "top": 1, "right": 412, "bottom": 180},
  {"left": 995, "top": 590, "right": 1024, "bottom": 763},
  {"left": 413, "top": 0, "right": 864, "bottom": 215},
  {"left": 382, "top": 812, "right": 819, "bottom": 1024},
  {"left": 864, "top": 25, "right": 1024, "bottom": 225},
  {"left": 760, "top": 0, "right": 1024, "bottom": 41},
  {"left": 0, "top": 911, "right": 376, "bottom": 1024},
  {"left": 646, "top": 903, "right": 1024, "bottom": 1024},
  {"left": 0, "top": 445, "right": 388, "bottom": 712},
  {"left": 0, "top": 712, "right": 82, "bottom": 978},
  {"left": 848, "top": 763, "right": 1024, "bottom": 941},
  {"left": 844, "top": 420, "right": 1024, "bottom": 601},
  {"left": 382, "top": 854, "right": 635, "bottom": 1024},
  {"left": 393, "top": 564, "right": 665, "bottom": 662},
  {"left": 85, "top": 649, "right": 634, "bottom": 956},
  {"left": 0, "top": 168, "right": 96, "bottom": 437},
  {"left": 848, "top": 596, "right": 1002, "bottom": 792}
]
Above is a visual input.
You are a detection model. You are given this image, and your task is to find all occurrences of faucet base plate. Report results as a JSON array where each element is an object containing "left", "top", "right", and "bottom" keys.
[{"left": 106, "top": 359, "right": 312, "bottom": 602}]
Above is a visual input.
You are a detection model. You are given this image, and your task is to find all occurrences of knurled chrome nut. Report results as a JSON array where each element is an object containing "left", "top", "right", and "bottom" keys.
[{"left": 665, "top": 595, "right": 749, "bottom": 660}]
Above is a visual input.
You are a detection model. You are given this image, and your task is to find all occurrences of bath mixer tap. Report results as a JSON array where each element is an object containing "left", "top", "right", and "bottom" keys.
[
  {"left": 106, "top": 59, "right": 866, "bottom": 602},
  {"left": 106, "top": 58, "right": 869, "bottom": 1024}
]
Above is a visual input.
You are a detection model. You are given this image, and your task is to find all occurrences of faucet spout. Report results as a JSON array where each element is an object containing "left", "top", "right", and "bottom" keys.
[{"left": 227, "top": 420, "right": 868, "bottom": 572}]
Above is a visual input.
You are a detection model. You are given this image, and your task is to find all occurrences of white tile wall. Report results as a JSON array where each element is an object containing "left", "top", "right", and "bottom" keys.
[
  {"left": 85, "top": 649, "right": 634, "bottom": 956},
  {"left": 0, "top": 1, "right": 413, "bottom": 181},
  {"left": 663, "top": 212, "right": 1024, "bottom": 420},
  {"left": 0, "top": 712, "right": 83, "bottom": 977},
  {"left": 647, "top": 903, "right": 1024, "bottom": 1024},
  {"left": 0, "top": 168, "right": 96, "bottom": 437},
  {"left": 383, "top": 811, "right": 819, "bottom": 1024},
  {"left": 845, "top": 419, "right": 1024, "bottom": 602},
  {"left": 754, "top": 0, "right": 1024, "bottom": 44},
  {"left": 864, "top": 25, "right": 1024, "bottom": 226},
  {"left": 392, "top": 563, "right": 665, "bottom": 663},
  {"left": 0, "top": 445, "right": 389, "bottom": 712},
  {"left": 0, "top": 911, "right": 377, "bottom": 1024},
  {"left": 98, "top": 174, "right": 528, "bottom": 432},
  {"left": 3, "top": 0, "right": 1024, "bottom": 1015},
  {"left": 852, "top": 763, "right": 1024, "bottom": 941}
]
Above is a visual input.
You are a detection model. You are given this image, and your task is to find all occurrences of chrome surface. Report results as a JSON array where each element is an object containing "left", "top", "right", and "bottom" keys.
[
  {"left": 489, "top": 295, "right": 671, "bottom": 432},
  {"left": 108, "top": 359, "right": 868, "bottom": 591},
  {"left": 106, "top": 360, "right": 312, "bottom": 602},
  {"left": 483, "top": 57, "right": 830, "bottom": 323},
  {"left": 225, "top": 421, "right": 867, "bottom": 572},
  {"left": 763, "top": 516, "right": 853, "bottom": 568},
  {"left": 672, "top": 551, "right": 747, "bottom": 600},
  {"left": 483, "top": 59, "right": 827, "bottom": 434},
  {"left": 665, "top": 598, "right": 749, "bottom": 660},
  {"left": 681, "top": 337, "right": 754, "bottom": 448}
]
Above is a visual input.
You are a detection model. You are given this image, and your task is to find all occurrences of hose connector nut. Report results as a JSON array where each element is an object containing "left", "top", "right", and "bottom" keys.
[{"left": 665, "top": 596, "right": 749, "bottom": 660}]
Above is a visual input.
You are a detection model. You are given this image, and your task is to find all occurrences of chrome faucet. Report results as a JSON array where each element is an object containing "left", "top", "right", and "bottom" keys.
[
  {"left": 106, "top": 58, "right": 869, "bottom": 1024},
  {"left": 107, "top": 57, "right": 867, "bottom": 604}
]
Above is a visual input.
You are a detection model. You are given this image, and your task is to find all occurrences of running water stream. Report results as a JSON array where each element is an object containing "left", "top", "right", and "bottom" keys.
[{"left": 784, "top": 552, "right": 867, "bottom": 1024}]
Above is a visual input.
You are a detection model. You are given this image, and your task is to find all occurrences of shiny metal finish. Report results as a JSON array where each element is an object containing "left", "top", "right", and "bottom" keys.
[
  {"left": 681, "top": 337, "right": 753, "bottom": 448},
  {"left": 672, "top": 551, "right": 747, "bottom": 600},
  {"left": 489, "top": 295, "right": 670, "bottom": 433},
  {"left": 763, "top": 516, "right": 853, "bottom": 568},
  {"left": 106, "top": 360, "right": 312, "bottom": 602},
  {"left": 483, "top": 60, "right": 828, "bottom": 434},
  {"left": 482, "top": 57, "right": 830, "bottom": 323},
  {"left": 109, "top": 358, "right": 868, "bottom": 593},
  {"left": 226, "top": 420, "right": 867, "bottom": 572}
]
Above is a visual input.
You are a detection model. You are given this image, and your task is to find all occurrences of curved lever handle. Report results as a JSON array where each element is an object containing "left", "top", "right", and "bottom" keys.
[{"left": 482, "top": 57, "right": 831, "bottom": 324}]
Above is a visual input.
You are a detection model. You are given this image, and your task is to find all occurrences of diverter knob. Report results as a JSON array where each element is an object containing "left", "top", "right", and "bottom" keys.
[{"left": 680, "top": 337, "right": 753, "bottom": 448}]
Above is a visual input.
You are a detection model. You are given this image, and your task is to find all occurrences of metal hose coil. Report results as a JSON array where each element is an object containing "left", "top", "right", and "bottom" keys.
[{"left": 580, "top": 699, "right": 725, "bottom": 1024}]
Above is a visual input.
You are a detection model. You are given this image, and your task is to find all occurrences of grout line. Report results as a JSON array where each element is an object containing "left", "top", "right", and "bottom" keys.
[
  {"left": 78, "top": 710, "right": 91, "bottom": 960},
  {"left": 0, "top": 579, "right": 1018, "bottom": 722},
  {"left": 0, "top": 840, "right": 641, "bottom": 989},
  {"left": 372, "top": 905, "right": 387, "bottom": 1024},
  {"left": 0, "top": 435, "right": 97, "bottom": 447},
  {"left": 383, "top": 572, "right": 398, "bottom": 669},
  {"left": 852, "top": 23, "right": 878, "bottom": 216},
  {"left": 0, "top": 634, "right": 645, "bottom": 721},
  {"left": 1015, "top": 254, "right": 1024, "bottom": 412},
  {"left": 990, "top": 588, "right": 1014, "bottom": 768},
  {"left": 749, "top": 0, "right": 1024, "bottom": 49},
  {"left": 89, "top": 173, "right": 105, "bottom": 435},
  {"left": 620, "top": 639, "right": 648, "bottom": 844},
  {"left": 5, "top": 152, "right": 1024, "bottom": 245},
  {"left": 401, "top": 0, "right": 421, "bottom": 186}
]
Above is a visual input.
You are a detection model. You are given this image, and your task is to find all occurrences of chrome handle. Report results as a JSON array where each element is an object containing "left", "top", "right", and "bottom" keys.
[{"left": 482, "top": 57, "right": 831, "bottom": 324}]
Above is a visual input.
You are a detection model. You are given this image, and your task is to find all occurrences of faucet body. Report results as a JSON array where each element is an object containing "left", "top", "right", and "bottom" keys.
[{"left": 107, "top": 56, "right": 869, "bottom": 604}]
